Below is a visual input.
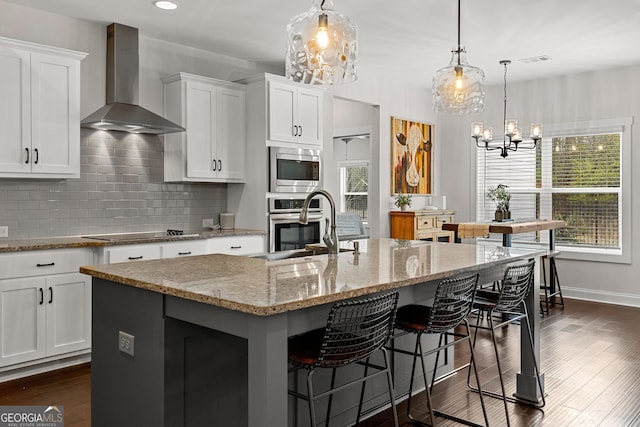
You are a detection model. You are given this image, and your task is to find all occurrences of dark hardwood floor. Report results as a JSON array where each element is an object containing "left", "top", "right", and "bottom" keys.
[{"left": 1, "top": 298, "right": 639, "bottom": 426}]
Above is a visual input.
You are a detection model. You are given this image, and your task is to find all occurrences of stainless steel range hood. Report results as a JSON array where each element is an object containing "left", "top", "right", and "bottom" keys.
[{"left": 81, "top": 23, "right": 184, "bottom": 135}]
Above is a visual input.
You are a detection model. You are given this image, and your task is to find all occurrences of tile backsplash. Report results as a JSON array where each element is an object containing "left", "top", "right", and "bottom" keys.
[{"left": 0, "top": 130, "right": 227, "bottom": 239}]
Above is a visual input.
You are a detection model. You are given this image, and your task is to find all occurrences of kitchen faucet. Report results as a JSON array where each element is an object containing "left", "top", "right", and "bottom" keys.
[{"left": 300, "top": 189, "right": 339, "bottom": 257}]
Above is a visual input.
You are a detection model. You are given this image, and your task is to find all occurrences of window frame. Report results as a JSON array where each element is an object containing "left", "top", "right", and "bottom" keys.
[
  {"left": 475, "top": 117, "right": 632, "bottom": 264},
  {"left": 338, "top": 160, "right": 370, "bottom": 224}
]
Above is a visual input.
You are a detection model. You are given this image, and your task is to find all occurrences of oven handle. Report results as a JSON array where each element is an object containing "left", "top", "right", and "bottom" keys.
[{"left": 269, "top": 212, "right": 323, "bottom": 221}]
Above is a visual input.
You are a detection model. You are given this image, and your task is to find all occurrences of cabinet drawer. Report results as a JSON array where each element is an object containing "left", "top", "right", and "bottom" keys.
[
  {"left": 207, "top": 235, "right": 264, "bottom": 255},
  {"left": 162, "top": 240, "right": 208, "bottom": 259},
  {"left": 436, "top": 215, "right": 454, "bottom": 228},
  {"left": 415, "top": 216, "right": 436, "bottom": 230},
  {"left": 0, "top": 249, "right": 93, "bottom": 280},
  {"left": 106, "top": 244, "right": 162, "bottom": 264}
]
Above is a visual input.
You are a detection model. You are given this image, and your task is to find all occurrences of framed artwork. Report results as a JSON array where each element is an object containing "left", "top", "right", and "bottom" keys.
[{"left": 391, "top": 116, "right": 432, "bottom": 194}]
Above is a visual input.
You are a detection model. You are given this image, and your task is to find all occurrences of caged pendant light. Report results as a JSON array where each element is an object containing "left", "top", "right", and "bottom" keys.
[
  {"left": 432, "top": 0, "right": 485, "bottom": 114},
  {"left": 286, "top": 0, "right": 358, "bottom": 85}
]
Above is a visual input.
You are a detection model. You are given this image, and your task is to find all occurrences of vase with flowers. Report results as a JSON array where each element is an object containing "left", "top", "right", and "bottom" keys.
[{"left": 487, "top": 184, "right": 511, "bottom": 221}]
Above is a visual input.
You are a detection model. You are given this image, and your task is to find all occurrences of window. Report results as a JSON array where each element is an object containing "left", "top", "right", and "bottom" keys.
[
  {"left": 338, "top": 161, "right": 369, "bottom": 222},
  {"left": 476, "top": 118, "right": 632, "bottom": 262}
]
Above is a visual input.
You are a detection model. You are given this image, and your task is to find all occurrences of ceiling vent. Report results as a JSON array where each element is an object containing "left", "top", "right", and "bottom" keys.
[{"left": 517, "top": 55, "right": 552, "bottom": 64}]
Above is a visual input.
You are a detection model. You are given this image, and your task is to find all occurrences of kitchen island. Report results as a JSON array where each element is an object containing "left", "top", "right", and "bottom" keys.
[{"left": 80, "top": 239, "right": 545, "bottom": 427}]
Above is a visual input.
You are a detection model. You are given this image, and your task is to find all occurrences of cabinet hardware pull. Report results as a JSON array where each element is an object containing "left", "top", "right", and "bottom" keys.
[
  {"left": 212, "top": 159, "right": 217, "bottom": 171},
  {"left": 218, "top": 159, "right": 222, "bottom": 171},
  {"left": 36, "top": 262, "right": 55, "bottom": 267},
  {"left": 25, "top": 148, "right": 29, "bottom": 164},
  {"left": 293, "top": 125, "right": 298, "bottom": 136},
  {"left": 48, "top": 287, "right": 53, "bottom": 304},
  {"left": 34, "top": 148, "right": 39, "bottom": 164},
  {"left": 39, "top": 288, "right": 44, "bottom": 305},
  {"left": 230, "top": 245, "right": 242, "bottom": 249},
  {"left": 178, "top": 251, "right": 192, "bottom": 255},
  {"left": 299, "top": 125, "right": 302, "bottom": 136},
  {"left": 128, "top": 256, "right": 143, "bottom": 260}
]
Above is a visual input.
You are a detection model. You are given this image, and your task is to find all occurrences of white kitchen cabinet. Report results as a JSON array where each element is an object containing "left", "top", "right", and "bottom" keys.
[
  {"left": 0, "top": 249, "right": 92, "bottom": 368},
  {"left": 268, "top": 79, "right": 323, "bottom": 146},
  {"left": 0, "top": 37, "right": 86, "bottom": 179},
  {"left": 105, "top": 244, "right": 162, "bottom": 264},
  {"left": 163, "top": 73, "right": 246, "bottom": 183},
  {"left": 207, "top": 235, "right": 265, "bottom": 256},
  {"left": 161, "top": 240, "right": 208, "bottom": 259}
]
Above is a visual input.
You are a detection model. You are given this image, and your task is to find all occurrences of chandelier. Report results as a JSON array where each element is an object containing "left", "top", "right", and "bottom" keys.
[
  {"left": 432, "top": 0, "right": 485, "bottom": 114},
  {"left": 471, "top": 60, "right": 542, "bottom": 158},
  {"left": 286, "top": 0, "right": 358, "bottom": 85}
]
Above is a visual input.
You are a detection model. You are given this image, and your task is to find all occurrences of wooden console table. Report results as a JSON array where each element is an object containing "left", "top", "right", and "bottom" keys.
[{"left": 390, "top": 210, "right": 456, "bottom": 242}]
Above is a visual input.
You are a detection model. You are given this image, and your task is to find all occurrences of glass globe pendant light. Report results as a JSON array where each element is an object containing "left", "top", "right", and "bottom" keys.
[
  {"left": 432, "top": 0, "right": 485, "bottom": 114},
  {"left": 286, "top": 0, "right": 358, "bottom": 85}
]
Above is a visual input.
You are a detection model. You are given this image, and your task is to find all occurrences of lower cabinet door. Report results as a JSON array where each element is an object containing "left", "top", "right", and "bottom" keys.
[
  {"left": 0, "top": 277, "right": 47, "bottom": 367},
  {"left": 45, "top": 273, "right": 91, "bottom": 356}
]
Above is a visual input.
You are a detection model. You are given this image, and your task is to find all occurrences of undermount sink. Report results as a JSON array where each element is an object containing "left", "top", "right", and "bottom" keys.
[
  {"left": 251, "top": 246, "right": 353, "bottom": 261},
  {"left": 251, "top": 249, "right": 317, "bottom": 261}
]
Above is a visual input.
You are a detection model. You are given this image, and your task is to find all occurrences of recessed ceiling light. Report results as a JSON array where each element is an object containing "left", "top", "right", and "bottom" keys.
[{"left": 154, "top": 1, "right": 178, "bottom": 10}]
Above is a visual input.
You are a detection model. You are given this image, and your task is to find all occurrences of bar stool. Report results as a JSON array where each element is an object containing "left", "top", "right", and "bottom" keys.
[
  {"left": 288, "top": 291, "right": 399, "bottom": 427},
  {"left": 540, "top": 251, "right": 565, "bottom": 315},
  {"left": 392, "top": 273, "right": 490, "bottom": 427},
  {"left": 467, "top": 259, "right": 545, "bottom": 427}
]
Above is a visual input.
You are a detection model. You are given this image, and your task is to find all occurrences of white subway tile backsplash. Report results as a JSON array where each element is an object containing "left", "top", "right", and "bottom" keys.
[{"left": 0, "top": 130, "right": 229, "bottom": 238}]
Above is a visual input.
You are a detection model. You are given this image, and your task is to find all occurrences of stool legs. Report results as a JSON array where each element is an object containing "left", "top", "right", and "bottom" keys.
[
  {"left": 468, "top": 304, "right": 546, "bottom": 426},
  {"left": 403, "top": 321, "right": 490, "bottom": 427},
  {"left": 540, "top": 257, "right": 565, "bottom": 315}
]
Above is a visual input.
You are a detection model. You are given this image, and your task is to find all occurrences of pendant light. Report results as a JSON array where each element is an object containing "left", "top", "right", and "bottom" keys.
[
  {"left": 432, "top": 0, "right": 485, "bottom": 114},
  {"left": 286, "top": 0, "right": 358, "bottom": 85}
]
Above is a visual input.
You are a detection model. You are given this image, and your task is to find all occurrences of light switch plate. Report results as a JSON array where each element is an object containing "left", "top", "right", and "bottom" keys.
[
  {"left": 0, "top": 226, "right": 7, "bottom": 238},
  {"left": 202, "top": 218, "right": 214, "bottom": 228}
]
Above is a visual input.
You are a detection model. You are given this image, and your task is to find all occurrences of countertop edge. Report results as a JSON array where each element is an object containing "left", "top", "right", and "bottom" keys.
[{"left": 0, "top": 229, "right": 266, "bottom": 253}]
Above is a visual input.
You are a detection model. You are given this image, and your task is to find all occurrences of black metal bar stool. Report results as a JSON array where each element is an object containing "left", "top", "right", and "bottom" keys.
[
  {"left": 391, "top": 273, "right": 490, "bottom": 427},
  {"left": 467, "top": 259, "right": 545, "bottom": 427},
  {"left": 540, "top": 251, "right": 565, "bottom": 315},
  {"left": 288, "top": 291, "right": 399, "bottom": 427}
]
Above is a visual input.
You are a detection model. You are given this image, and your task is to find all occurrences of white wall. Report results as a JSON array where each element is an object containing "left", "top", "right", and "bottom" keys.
[
  {"left": 439, "top": 65, "right": 640, "bottom": 306},
  {"left": 329, "top": 75, "right": 435, "bottom": 238}
]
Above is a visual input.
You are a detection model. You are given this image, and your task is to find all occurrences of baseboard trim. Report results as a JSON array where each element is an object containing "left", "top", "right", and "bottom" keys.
[
  {"left": 0, "top": 352, "right": 91, "bottom": 383},
  {"left": 562, "top": 287, "right": 640, "bottom": 308}
]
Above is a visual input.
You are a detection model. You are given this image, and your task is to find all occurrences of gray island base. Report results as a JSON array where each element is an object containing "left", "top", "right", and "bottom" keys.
[{"left": 81, "top": 239, "right": 546, "bottom": 427}]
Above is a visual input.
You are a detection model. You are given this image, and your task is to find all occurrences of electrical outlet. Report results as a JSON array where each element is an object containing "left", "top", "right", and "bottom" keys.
[
  {"left": 118, "top": 331, "right": 135, "bottom": 357},
  {"left": 202, "top": 218, "right": 214, "bottom": 228},
  {"left": 0, "top": 226, "right": 7, "bottom": 238}
]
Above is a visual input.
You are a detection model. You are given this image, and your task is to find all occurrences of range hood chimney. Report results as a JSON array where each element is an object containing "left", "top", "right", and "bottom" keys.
[{"left": 81, "top": 23, "right": 184, "bottom": 135}]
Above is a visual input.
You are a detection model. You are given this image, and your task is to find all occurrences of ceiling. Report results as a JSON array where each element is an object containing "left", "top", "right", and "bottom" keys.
[{"left": 6, "top": 0, "right": 640, "bottom": 88}]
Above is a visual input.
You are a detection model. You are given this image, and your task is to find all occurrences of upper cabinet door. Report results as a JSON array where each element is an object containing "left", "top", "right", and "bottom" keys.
[
  {"left": 296, "top": 88, "right": 323, "bottom": 146},
  {"left": 268, "top": 81, "right": 297, "bottom": 143},
  {"left": 216, "top": 86, "right": 245, "bottom": 181},
  {"left": 163, "top": 73, "right": 247, "bottom": 183},
  {"left": 268, "top": 80, "right": 323, "bottom": 147},
  {"left": 0, "top": 37, "right": 86, "bottom": 179},
  {"left": 185, "top": 80, "right": 216, "bottom": 179},
  {"left": 0, "top": 46, "right": 31, "bottom": 174},
  {"left": 30, "top": 52, "right": 81, "bottom": 176}
]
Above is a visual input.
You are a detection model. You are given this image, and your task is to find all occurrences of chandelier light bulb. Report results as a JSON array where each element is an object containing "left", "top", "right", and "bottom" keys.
[{"left": 316, "top": 14, "right": 329, "bottom": 49}]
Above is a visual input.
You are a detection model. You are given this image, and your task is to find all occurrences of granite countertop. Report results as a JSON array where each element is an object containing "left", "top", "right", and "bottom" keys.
[
  {"left": 0, "top": 228, "right": 265, "bottom": 253},
  {"left": 80, "top": 238, "right": 543, "bottom": 316}
]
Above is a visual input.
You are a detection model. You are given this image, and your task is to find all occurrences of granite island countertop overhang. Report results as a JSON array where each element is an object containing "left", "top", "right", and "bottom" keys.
[{"left": 80, "top": 238, "right": 546, "bottom": 316}]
